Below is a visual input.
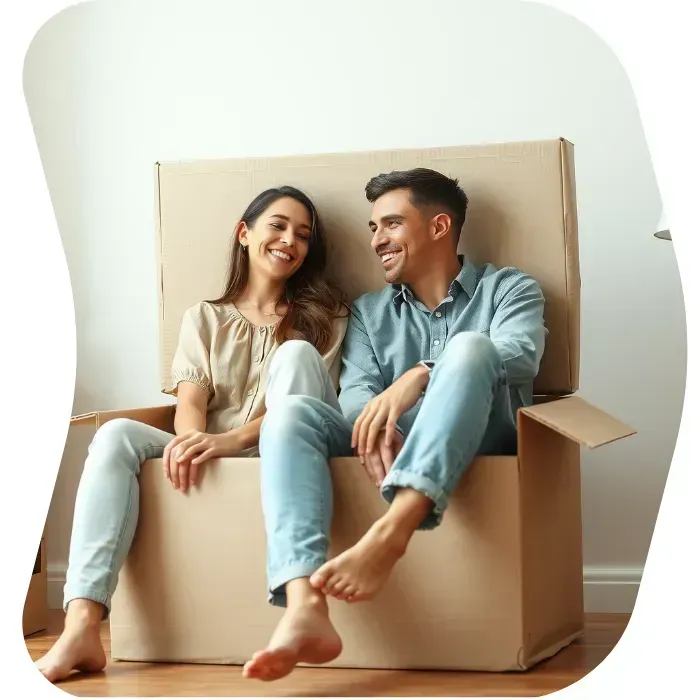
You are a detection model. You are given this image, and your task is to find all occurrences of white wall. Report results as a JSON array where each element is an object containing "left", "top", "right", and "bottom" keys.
[{"left": 24, "top": 0, "right": 685, "bottom": 613}]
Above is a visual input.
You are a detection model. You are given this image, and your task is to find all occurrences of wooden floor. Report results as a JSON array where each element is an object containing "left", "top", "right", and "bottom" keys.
[{"left": 25, "top": 611, "right": 628, "bottom": 697}]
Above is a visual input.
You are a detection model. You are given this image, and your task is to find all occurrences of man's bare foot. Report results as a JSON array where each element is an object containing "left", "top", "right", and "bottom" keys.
[
  {"left": 309, "top": 517, "right": 408, "bottom": 602},
  {"left": 35, "top": 600, "right": 107, "bottom": 683},
  {"left": 242, "top": 593, "right": 341, "bottom": 682},
  {"left": 310, "top": 488, "right": 433, "bottom": 602}
]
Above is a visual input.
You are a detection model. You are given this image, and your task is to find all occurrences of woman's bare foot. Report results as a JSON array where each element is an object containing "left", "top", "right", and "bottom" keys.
[
  {"left": 35, "top": 600, "right": 107, "bottom": 683},
  {"left": 310, "top": 488, "right": 433, "bottom": 602},
  {"left": 243, "top": 584, "right": 341, "bottom": 682}
]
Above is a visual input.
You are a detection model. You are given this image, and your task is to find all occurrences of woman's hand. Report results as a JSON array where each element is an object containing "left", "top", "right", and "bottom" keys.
[{"left": 163, "top": 430, "right": 242, "bottom": 493}]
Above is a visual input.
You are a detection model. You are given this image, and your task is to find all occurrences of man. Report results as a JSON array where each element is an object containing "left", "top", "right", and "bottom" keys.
[{"left": 243, "top": 168, "right": 547, "bottom": 681}]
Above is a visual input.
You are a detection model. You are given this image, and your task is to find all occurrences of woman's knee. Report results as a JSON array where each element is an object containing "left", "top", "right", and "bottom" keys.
[{"left": 90, "top": 418, "right": 151, "bottom": 457}]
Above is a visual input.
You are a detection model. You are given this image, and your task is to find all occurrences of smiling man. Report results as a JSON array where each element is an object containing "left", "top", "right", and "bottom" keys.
[{"left": 243, "top": 168, "right": 547, "bottom": 682}]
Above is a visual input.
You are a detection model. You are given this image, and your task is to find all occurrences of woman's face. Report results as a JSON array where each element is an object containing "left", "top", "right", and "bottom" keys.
[{"left": 239, "top": 197, "right": 312, "bottom": 282}]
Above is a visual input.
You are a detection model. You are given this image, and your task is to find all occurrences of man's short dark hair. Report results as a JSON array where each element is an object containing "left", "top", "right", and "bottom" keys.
[{"left": 365, "top": 168, "right": 469, "bottom": 246}]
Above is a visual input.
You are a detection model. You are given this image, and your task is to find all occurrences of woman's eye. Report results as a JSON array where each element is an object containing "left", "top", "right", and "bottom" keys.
[{"left": 270, "top": 223, "right": 283, "bottom": 230}]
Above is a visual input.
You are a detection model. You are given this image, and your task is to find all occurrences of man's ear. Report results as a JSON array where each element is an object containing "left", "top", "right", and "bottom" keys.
[{"left": 431, "top": 213, "right": 453, "bottom": 243}]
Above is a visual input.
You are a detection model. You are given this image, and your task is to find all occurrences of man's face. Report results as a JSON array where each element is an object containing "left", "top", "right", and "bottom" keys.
[{"left": 369, "top": 189, "right": 435, "bottom": 285}]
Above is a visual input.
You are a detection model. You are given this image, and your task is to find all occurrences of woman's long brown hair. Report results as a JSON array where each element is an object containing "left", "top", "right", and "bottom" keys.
[{"left": 208, "top": 186, "right": 348, "bottom": 354}]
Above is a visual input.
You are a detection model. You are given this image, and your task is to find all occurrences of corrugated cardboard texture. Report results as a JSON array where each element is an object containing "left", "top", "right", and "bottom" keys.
[
  {"left": 110, "top": 456, "right": 526, "bottom": 671},
  {"left": 155, "top": 138, "right": 580, "bottom": 395}
]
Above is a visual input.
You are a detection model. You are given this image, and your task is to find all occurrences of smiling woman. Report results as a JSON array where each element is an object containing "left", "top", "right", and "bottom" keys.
[
  {"left": 34, "top": 185, "right": 349, "bottom": 685},
  {"left": 209, "top": 186, "right": 345, "bottom": 349}
]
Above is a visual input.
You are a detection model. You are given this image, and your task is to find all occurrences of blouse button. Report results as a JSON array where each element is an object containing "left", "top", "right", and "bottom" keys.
[{"left": 247, "top": 389, "right": 254, "bottom": 396}]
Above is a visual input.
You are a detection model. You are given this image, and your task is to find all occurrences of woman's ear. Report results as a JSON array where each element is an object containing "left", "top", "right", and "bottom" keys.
[{"left": 235, "top": 221, "right": 249, "bottom": 248}]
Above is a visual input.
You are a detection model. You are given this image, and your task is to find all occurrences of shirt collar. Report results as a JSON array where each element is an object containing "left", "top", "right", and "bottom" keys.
[{"left": 392, "top": 255, "right": 478, "bottom": 305}]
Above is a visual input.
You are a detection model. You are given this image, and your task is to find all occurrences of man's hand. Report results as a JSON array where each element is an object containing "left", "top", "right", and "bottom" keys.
[
  {"left": 163, "top": 430, "right": 242, "bottom": 492},
  {"left": 352, "top": 364, "right": 430, "bottom": 459},
  {"left": 360, "top": 430, "right": 405, "bottom": 486}
]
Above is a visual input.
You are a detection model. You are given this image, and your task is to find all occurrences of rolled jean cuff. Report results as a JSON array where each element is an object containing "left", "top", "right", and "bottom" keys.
[
  {"left": 380, "top": 470, "right": 447, "bottom": 531},
  {"left": 64, "top": 586, "right": 111, "bottom": 620},
  {"left": 268, "top": 560, "right": 325, "bottom": 608}
]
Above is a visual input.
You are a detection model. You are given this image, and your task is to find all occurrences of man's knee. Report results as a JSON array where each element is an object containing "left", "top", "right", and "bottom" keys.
[
  {"left": 270, "top": 340, "right": 322, "bottom": 374},
  {"left": 262, "top": 395, "right": 326, "bottom": 439},
  {"left": 441, "top": 332, "right": 501, "bottom": 372}
]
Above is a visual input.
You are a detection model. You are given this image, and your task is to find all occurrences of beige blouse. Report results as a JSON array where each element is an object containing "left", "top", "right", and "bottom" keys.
[{"left": 165, "top": 302, "right": 348, "bottom": 455}]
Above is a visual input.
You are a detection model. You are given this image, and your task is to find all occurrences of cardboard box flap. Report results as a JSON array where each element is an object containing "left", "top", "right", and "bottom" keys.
[
  {"left": 519, "top": 397, "right": 635, "bottom": 448},
  {"left": 71, "top": 405, "right": 175, "bottom": 433}
]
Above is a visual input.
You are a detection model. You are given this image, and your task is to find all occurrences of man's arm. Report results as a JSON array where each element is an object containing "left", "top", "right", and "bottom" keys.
[
  {"left": 489, "top": 271, "right": 547, "bottom": 385},
  {"left": 337, "top": 304, "right": 387, "bottom": 426}
]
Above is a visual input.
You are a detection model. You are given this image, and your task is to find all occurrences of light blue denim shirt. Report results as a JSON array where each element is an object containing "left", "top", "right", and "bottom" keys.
[{"left": 338, "top": 256, "right": 547, "bottom": 437}]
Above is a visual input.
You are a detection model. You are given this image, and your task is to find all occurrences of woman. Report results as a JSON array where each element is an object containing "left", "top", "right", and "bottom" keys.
[{"left": 36, "top": 186, "right": 349, "bottom": 683}]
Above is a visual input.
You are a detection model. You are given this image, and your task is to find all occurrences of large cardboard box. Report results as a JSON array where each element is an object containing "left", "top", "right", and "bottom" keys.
[
  {"left": 71, "top": 139, "right": 635, "bottom": 671},
  {"left": 23, "top": 532, "right": 48, "bottom": 637}
]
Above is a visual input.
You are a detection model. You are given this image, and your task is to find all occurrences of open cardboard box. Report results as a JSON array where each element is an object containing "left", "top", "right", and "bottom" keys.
[{"left": 70, "top": 139, "right": 635, "bottom": 671}]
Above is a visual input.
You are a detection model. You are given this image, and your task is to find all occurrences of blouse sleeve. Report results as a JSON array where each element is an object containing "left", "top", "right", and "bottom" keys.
[
  {"left": 322, "top": 313, "right": 349, "bottom": 390},
  {"left": 166, "top": 303, "right": 214, "bottom": 398}
]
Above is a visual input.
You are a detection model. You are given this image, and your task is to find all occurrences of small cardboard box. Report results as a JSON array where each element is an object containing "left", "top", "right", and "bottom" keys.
[
  {"left": 71, "top": 139, "right": 635, "bottom": 671},
  {"left": 23, "top": 534, "right": 48, "bottom": 637}
]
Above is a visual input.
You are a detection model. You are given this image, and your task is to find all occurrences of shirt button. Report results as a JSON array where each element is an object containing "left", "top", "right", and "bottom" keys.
[
  {"left": 254, "top": 356, "right": 261, "bottom": 363},
  {"left": 435, "top": 312, "right": 442, "bottom": 318},
  {"left": 247, "top": 389, "right": 254, "bottom": 396},
  {"left": 433, "top": 340, "right": 440, "bottom": 346}
]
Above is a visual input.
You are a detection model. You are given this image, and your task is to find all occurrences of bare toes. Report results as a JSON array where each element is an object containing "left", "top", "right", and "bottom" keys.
[
  {"left": 242, "top": 661, "right": 256, "bottom": 678},
  {"left": 335, "top": 584, "right": 353, "bottom": 600},
  {"left": 346, "top": 588, "right": 362, "bottom": 603},
  {"left": 329, "top": 576, "right": 347, "bottom": 593},
  {"left": 310, "top": 565, "right": 333, "bottom": 589},
  {"left": 326, "top": 573, "right": 342, "bottom": 591},
  {"left": 330, "top": 584, "right": 349, "bottom": 599}
]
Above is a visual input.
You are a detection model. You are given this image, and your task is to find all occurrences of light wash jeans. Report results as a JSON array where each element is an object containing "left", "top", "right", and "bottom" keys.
[
  {"left": 259, "top": 332, "right": 517, "bottom": 607},
  {"left": 63, "top": 347, "right": 336, "bottom": 617}
]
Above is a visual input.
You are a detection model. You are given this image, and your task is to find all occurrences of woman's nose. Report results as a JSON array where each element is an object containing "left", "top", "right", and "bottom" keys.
[{"left": 279, "top": 228, "right": 294, "bottom": 246}]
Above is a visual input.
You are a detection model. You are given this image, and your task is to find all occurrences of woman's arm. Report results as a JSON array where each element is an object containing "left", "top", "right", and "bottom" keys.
[
  {"left": 166, "top": 388, "right": 264, "bottom": 490},
  {"left": 224, "top": 413, "right": 265, "bottom": 453},
  {"left": 163, "top": 382, "right": 208, "bottom": 491},
  {"left": 173, "top": 382, "right": 208, "bottom": 435}
]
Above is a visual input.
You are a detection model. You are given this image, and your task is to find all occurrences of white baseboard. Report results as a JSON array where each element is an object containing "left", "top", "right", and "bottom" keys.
[
  {"left": 48, "top": 563, "right": 642, "bottom": 614},
  {"left": 583, "top": 566, "right": 642, "bottom": 614},
  {"left": 47, "top": 563, "right": 68, "bottom": 611}
]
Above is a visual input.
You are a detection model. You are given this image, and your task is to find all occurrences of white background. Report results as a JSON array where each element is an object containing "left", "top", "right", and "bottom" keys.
[
  {"left": 2, "top": 0, "right": 699, "bottom": 697},
  {"left": 22, "top": 0, "right": 684, "bottom": 613}
]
